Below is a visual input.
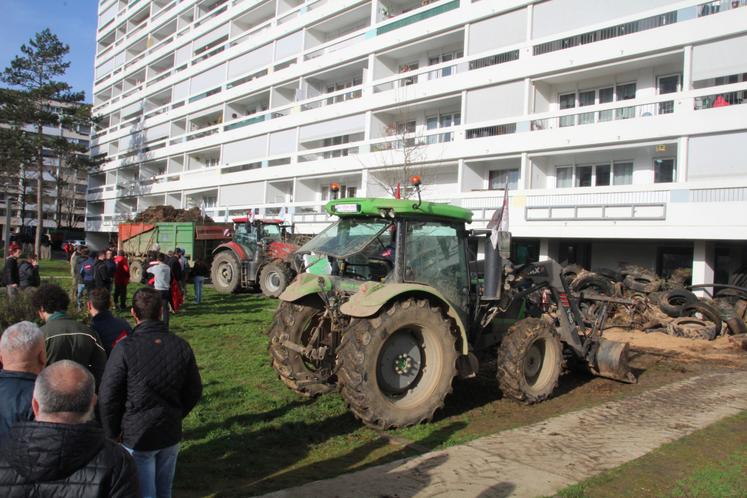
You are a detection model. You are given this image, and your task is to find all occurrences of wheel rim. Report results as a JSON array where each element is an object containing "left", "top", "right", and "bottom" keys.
[
  {"left": 522, "top": 336, "right": 558, "bottom": 392},
  {"left": 266, "top": 271, "right": 281, "bottom": 292},
  {"left": 219, "top": 261, "right": 233, "bottom": 284},
  {"left": 378, "top": 330, "right": 423, "bottom": 395}
]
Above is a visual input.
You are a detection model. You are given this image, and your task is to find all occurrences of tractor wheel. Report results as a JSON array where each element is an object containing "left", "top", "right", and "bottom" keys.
[
  {"left": 211, "top": 251, "right": 240, "bottom": 294},
  {"left": 497, "top": 318, "right": 562, "bottom": 404},
  {"left": 259, "top": 262, "right": 292, "bottom": 298},
  {"left": 129, "top": 260, "right": 144, "bottom": 283},
  {"left": 337, "top": 298, "right": 459, "bottom": 429},
  {"left": 267, "top": 299, "right": 336, "bottom": 397}
]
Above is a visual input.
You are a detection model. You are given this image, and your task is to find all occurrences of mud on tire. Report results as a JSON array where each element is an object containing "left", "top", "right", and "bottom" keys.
[
  {"left": 336, "top": 298, "right": 459, "bottom": 429},
  {"left": 268, "top": 299, "right": 336, "bottom": 397},
  {"left": 497, "top": 318, "right": 562, "bottom": 404},
  {"left": 211, "top": 251, "right": 241, "bottom": 294}
]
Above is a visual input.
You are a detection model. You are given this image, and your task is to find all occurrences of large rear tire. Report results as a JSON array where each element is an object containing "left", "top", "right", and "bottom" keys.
[
  {"left": 268, "top": 300, "right": 336, "bottom": 397},
  {"left": 337, "top": 298, "right": 459, "bottom": 429},
  {"left": 259, "top": 262, "right": 292, "bottom": 298},
  {"left": 211, "top": 251, "right": 241, "bottom": 294},
  {"left": 497, "top": 318, "right": 562, "bottom": 404},
  {"left": 129, "top": 259, "right": 144, "bottom": 283}
]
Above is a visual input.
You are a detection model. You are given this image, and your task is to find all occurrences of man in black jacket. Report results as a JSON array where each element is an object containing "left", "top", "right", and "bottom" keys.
[
  {"left": 0, "top": 321, "right": 46, "bottom": 435},
  {"left": 94, "top": 250, "right": 112, "bottom": 291},
  {"left": 100, "top": 287, "right": 202, "bottom": 498},
  {"left": 0, "top": 360, "right": 140, "bottom": 497},
  {"left": 88, "top": 288, "right": 132, "bottom": 356}
]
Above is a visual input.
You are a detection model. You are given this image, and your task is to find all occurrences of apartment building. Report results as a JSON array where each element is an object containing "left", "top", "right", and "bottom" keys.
[
  {"left": 88, "top": 0, "right": 747, "bottom": 287},
  {"left": 1, "top": 101, "right": 90, "bottom": 236}
]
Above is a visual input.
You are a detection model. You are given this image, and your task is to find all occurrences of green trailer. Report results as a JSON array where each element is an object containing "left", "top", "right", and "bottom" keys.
[{"left": 119, "top": 221, "right": 232, "bottom": 281}]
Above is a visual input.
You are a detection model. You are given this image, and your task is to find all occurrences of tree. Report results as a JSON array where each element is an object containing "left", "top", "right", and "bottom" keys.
[{"left": 1, "top": 29, "right": 86, "bottom": 255}]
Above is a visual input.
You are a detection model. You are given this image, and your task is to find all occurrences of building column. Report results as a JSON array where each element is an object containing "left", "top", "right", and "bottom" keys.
[
  {"left": 692, "top": 240, "right": 715, "bottom": 297},
  {"left": 520, "top": 152, "right": 530, "bottom": 190},
  {"left": 539, "top": 238, "right": 550, "bottom": 262},
  {"left": 682, "top": 45, "right": 693, "bottom": 91}
]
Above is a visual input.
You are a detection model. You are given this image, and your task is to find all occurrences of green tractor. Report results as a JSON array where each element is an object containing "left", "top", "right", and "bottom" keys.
[{"left": 268, "top": 182, "right": 636, "bottom": 429}]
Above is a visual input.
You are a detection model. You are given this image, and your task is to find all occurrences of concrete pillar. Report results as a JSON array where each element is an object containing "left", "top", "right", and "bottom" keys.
[
  {"left": 539, "top": 238, "right": 550, "bottom": 262},
  {"left": 692, "top": 240, "right": 715, "bottom": 297},
  {"left": 677, "top": 136, "right": 688, "bottom": 183}
]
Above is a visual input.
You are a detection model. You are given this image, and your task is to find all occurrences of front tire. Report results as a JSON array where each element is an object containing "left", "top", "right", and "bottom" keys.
[
  {"left": 259, "top": 262, "right": 292, "bottom": 298},
  {"left": 497, "top": 318, "right": 562, "bottom": 404},
  {"left": 268, "top": 300, "right": 336, "bottom": 397},
  {"left": 211, "top": 251, "right": 240, "bottom": 294},
  {"left": 337, "top": 298, "right": 459, "bottom": 429}
]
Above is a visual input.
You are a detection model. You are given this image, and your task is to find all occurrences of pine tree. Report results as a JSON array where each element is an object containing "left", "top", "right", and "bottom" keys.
[{"left": 1, "top": 29, "right": 86, "bottom": 255}]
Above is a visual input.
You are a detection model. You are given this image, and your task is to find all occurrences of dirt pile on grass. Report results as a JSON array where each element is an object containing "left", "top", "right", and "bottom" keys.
[
  {"left": 133, "top": 205, "right": 213, "bottom": 223},
  {"left": 605, "top": 328, "right": 747, "bottom": 364}
]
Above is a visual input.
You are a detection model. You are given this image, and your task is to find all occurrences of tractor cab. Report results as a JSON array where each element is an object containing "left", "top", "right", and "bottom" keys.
[
  {"left": 293, "top": 183, "right": 473, "bottom": 316},
  {"left": 231, "top": 217, "right": 285, "bottom": 246}
]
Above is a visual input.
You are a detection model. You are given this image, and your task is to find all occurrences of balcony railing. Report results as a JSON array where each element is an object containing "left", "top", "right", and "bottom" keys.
[{"left": 375, "top": 0, "right": 460, "bottom": 36}]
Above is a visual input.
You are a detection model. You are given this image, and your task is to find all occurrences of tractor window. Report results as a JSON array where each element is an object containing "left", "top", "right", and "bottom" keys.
[
  {"left": 403, "top": 222, "right": 469, "bottom": 308},
  {"left": 234, "top": 224, "right": 254, "bottom": 245},
  {"left": 299, "top": 218, "right": 391, "bottom": 258},
  {"left": 261, "top": 224, "right": 281, "bottom": 240}
]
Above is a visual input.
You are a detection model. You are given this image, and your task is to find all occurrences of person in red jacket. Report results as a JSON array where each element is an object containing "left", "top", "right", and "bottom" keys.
[{"left": 113, "top": 250, "right": 130, "bottom": 311}]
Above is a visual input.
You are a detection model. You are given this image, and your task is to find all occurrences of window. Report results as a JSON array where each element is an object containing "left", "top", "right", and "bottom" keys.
[
  {"left": 654, "top": 158, "right": 676, "bottom": 183},
  {"left": 489, "top": 169, "right": 519, "bottom": 190},
  {"left": 399, "top": 61, "right": 419, "bottom": 85},
  {"left": 425, "top": 112, "right": 460, "bottom": 143},
  {"left": 657, "top": 74, "right": 680, "bottom": 114},
  {"left": 556, "top": 166, "right": 573, "bottom": 188},
  {"left": 575, "top": 165, "right": 592, "bottom": 187},
  {"left": 598, "top": 87, "right": 614, "bottom": 122},
  {"left": 578, "top": 90, "right": 595, "bottom": 125},
  {"left": 395, "top": 120, "right": 416, "bottom": 135},
  {"left": 595, "top": 164, "right": 611, "bottom": 186},
  {"left": 615, "top": 83, "right": 636, "bottom": 120},
  {"left": 559, "top": 93, "right": 576, "bottom": 127},
  {"left": 325, "top": 76, "right": 363, "bottom": 104},
  {"left": 613, "top": 162, "right": 633, "bottom": 185},
  {"left": 322, "top": 135, "right": 351, "bottom": 158},
  {"left": 428, "top": 50, "right": 463, "bottom": 79},
  {"left": 321, "top": 184, "right": 357, "bottom": 200}
]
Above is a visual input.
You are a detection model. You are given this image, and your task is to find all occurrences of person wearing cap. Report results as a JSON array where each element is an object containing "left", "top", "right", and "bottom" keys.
[{"left": 2, "top": 243, "right": 22, "bottom": 299}]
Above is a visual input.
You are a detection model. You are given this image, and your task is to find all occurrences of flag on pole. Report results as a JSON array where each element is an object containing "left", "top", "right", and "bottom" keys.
[
  {"left": 199, "top": 199, "right": 206, "bottom": 221},
  {"left": 487, "top": 179, "right": 509, "bottom": 250}
]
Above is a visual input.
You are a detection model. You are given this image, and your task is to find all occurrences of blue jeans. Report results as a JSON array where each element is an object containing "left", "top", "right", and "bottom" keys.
[
  {"left": 76, "top": 284, "right": 86, "bottom": 309},
  {"left": 124, "top": 443, "right": 179, "bottom": 498},
  {"left": 193, "top": 276, "right": 205, "bottom": 304}
]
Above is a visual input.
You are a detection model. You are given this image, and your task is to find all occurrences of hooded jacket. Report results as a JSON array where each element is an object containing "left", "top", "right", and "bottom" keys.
[
  {"left": 99, "top": 319, "right": 202, "bottom": 451},
  {"left": 0, "top": 421, "right": 140, "bottom": 497}
]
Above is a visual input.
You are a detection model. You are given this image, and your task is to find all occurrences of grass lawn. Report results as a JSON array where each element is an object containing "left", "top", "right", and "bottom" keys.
[
  {"left": 23, "top": 259, "right": 746, "bottom": 497},
  {"left": 553, "top": 410, "right": 747, "bottom": 498}
]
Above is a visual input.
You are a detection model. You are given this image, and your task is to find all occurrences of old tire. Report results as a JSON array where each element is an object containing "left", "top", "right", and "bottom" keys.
[
  {"left": 130, "top": 259, "right": 144, "bottom": 283},
  {"left": 337, "top": 298, "right": 459, "bottom": 429},
  {"left": 561, "top": 264, "right": 584, "bottom": 285},
  {"left": 658, "top": 289, "right": 698, "bottom": 318},
  {"left": 497, "top": 318, "right": 562, "bottom": 404},
  {"left": 667, "top": 317, "right": 718, "bottom": 340},
  {"left": 571, "top": 272, "right": 616, "bottom": 296},
  {"left": 267, "top": 299, "right": 335, "bottom": 397},
  {"left": 680, "top": 301, "right": 722, "bottom": 334},
  {"left": 211, "top": 251, "right": 240, "bottom": 294},
  {"left": 259, "top": 262, "right": 292, "bottom": 298},
  {"left": 623, "top": 274, "right": 661, "bottom": 294},
  {"left": 595, "top": 268, "right": 623, "bottom": 282}
]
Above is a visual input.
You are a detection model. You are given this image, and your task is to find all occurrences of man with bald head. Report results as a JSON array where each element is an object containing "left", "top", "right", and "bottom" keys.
[
  {"left": 0, "top": 360, "right": 139, "bottom": 496},
  {"left": 0, "top": 321, "right": 46, "bottom": 435}
]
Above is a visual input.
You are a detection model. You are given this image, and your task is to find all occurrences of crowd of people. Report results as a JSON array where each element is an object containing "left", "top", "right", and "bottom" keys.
[{"left": 0, "top": 283, "right": 203, "bottom": 497}]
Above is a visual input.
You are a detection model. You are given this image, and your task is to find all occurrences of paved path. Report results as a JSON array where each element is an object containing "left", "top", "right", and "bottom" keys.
[{"left": 262, "top": 371, "right": 747, "bottom": 498}]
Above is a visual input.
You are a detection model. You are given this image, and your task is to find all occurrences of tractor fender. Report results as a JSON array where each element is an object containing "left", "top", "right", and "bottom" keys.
[
  {"left": 212, "top": 241, "right": 248, "bottom": 261},
  {"left": 340, "top": 283, "right": 469, "bottom": 355},
  {"left": 267, "top": 241, "right": 298, "bottom": 262}
]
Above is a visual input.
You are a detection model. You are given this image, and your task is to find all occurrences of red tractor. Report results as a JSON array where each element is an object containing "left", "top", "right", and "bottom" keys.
[{"left": 210, "top": 217, "right": 305, "bottom": 297}]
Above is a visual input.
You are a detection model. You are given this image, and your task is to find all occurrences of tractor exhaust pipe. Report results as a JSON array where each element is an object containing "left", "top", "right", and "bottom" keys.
[
  {"left": 588, "top": 338, "right": 637, "bottom": 384},
  {"left": 482, "top": 236, "right": 502, "bottom": 301}
]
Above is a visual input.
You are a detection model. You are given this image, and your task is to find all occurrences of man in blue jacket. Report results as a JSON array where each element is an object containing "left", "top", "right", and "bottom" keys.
[
  {"left": 88, "top": 288, "right": 132, "bottom": 357},
  {"left": 0, "top": 321, "right": 46, "bottom": 435}
]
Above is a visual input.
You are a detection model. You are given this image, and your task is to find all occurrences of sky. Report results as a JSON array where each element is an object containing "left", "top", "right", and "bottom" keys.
[{"left": 0, "top": 0, "right": 99, "bottom": 102}]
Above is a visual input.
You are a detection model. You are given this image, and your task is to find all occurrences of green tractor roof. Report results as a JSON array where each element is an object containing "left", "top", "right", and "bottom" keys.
[{"left": 324, "top": 197, "right": 473, "bottom": 223}]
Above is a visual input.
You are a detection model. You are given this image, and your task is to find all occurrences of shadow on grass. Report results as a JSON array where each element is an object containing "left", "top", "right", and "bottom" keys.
[{"left": 192, "top": 419, "right": 468, "bottom": 497}]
